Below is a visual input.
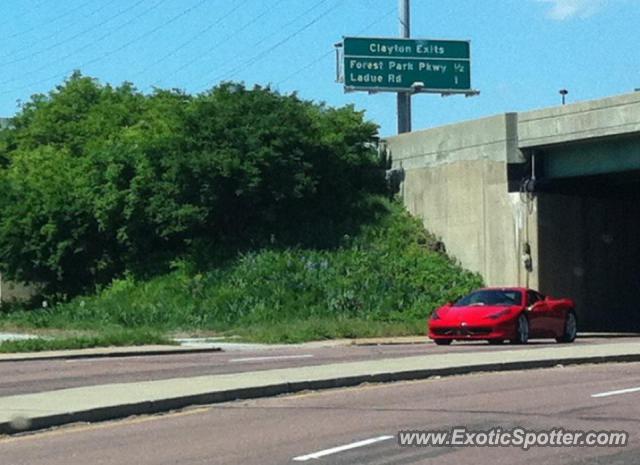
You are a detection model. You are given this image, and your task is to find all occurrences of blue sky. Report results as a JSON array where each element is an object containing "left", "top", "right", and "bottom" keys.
[{"left": 0, "top": 0, "right": 638, "bottom": 136}]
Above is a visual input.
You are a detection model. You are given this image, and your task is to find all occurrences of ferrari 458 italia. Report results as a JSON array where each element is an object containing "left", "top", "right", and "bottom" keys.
[{"left": 428, "top": 287, "right": 576, "bottom": 345}]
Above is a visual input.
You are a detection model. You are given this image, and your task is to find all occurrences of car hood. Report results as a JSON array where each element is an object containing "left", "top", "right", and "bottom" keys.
[{"left": 435, "top": 305, "right": 519, "bottom": 324}]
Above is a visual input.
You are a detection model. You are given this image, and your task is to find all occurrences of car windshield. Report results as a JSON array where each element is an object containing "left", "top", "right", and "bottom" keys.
[{"left": 454, "top": 289, "right": 521, "bottom": 307}]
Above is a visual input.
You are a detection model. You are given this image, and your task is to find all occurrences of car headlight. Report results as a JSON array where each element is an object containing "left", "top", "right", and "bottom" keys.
[{"left": 430, "top": 310, "right": 441, "bottom": 320}]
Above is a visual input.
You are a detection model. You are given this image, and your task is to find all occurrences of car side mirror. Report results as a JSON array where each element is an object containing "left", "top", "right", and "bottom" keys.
[{"left": 527, "top": 301, "right": 542, "bottom": 312}]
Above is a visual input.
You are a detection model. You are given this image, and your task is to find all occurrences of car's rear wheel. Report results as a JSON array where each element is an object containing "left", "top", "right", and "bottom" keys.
[
  {"left": 434, "top": 339, "right": 452, "bottom": 346},
  {"left": 556, "top": 311, "right": 577, "bottom": 343},
  {"left": 511, "top": 314, "right": 529, "bottom": 344}
]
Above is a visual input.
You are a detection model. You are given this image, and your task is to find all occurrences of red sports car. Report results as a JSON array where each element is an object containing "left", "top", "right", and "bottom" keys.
[{"left": 428, "top": 287, "right": 577, "bottom": 345}]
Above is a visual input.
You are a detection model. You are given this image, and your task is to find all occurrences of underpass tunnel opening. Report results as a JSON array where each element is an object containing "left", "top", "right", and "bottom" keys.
[{"left": 531, "top": 136, "right": 640, "bottom": 332}]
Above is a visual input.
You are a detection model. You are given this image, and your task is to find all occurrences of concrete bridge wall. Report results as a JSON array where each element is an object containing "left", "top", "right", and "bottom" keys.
[
  {"left": 385, "top": 113, "right": 538, "bottom": 289},
  {"left": 518, "top": 92, "right": 640, "bottom": 149}
]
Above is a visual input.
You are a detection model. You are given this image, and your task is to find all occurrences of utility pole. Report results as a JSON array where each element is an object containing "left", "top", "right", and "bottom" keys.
[{"left": 397, "top": 0, "right": 411, "bottom": 134}]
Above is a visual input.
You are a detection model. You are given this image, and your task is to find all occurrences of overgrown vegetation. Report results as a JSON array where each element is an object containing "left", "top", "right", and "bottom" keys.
[
  {"left": 0, "top": 73, "right": 385, "bottom": 297},
  {"left": 0, "top": 74, "right": 482, "bottom": 346},
  {"left": 2, "top": 200, "right": 482, "bottom": 342}
]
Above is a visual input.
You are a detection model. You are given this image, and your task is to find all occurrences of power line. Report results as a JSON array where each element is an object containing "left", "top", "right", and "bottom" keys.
[
  {"left": 1, "top": 0, "right": 211, "bottom": 95},
  {"left": 0, "top": 0, "right": 99, "bottom": 40},
  {"left": 276, "top": 6, "right": 396, "bottom": 86},
  {"left": 196, "top": 0, "right": 340, "bottom": 89},
  {"left": 267, "top": 0, "right": 332, "bottom": 32},
  {"left": 0, "top": 0, "right": 170, "bottom": 87},
  {"left": 229, "top": 6, "right": 338, "bottom": 80},
  {"left": 0, "top": 0, "right": 72, "bottom": 29},
  {"left": 153, "top": 0, "right": 288, "bottom": 86},
  {"left": 138, "top": 0, "right": 253, "bottom": 82},
  {"left": 276, "top": 50, "right": 334, "bottom": 87},
  {"left": 78, "top": 0, "right": 212, "bottom": 69},
  {"left": 0, "top": 0, "right": 148, "bottom": 66},
  {"left": 186, "top": 0, "right": 332, "bottom": 86},
  {"left": 220, "top": 2, "right": 341, "bottom": 81},
  {"left": 0, "top": 1, "right": 113, "bottom": 60}
]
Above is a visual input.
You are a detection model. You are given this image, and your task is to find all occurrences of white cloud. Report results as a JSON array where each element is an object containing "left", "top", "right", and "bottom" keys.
[{"left": 537, "top": 0, "right": 607, "bottom": 20}]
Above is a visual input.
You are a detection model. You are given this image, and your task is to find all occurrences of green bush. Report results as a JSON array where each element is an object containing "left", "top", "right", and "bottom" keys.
[
  {"left": 2, "top": 199, "right": 482, "bottom": 341},
  {"left": 0, "top": 74, "right": 384, "bottom": 296}
]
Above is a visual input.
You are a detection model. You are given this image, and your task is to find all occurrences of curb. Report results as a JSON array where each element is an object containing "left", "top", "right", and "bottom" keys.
[
  {"left": 0, "top": 347, "right": 222, "bottom": 363},
  {"left": 2, "top": 351, "right": 640, "bottom": 435},
  {"left": 349, "top": 335, "right": 429, "bottom": 346}
]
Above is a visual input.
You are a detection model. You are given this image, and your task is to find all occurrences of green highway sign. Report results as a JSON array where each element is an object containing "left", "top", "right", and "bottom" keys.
[{"left": 340, "top": 36, "right": 473, "bottom": 93}]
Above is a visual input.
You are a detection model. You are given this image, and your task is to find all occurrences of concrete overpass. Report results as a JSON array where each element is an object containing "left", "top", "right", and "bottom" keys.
[{"left": 385, "top": 92, "right": 640, "bottom": 331}]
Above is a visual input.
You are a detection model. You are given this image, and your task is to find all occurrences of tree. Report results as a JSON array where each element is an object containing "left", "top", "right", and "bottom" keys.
[{"left": 0, "top": 75, "right": 384, "bottom": 297}]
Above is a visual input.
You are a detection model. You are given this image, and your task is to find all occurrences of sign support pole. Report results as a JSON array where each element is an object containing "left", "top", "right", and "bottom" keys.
[{"left": 397, "top": 0, "right": 411, "bottom": 134}]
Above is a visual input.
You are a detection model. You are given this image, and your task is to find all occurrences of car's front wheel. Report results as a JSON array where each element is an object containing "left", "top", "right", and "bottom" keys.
[
  {"left": 556, "top": 311, "right": 577, "bottom": 343},
  {"left": 511, "top": 314, "right": 529, "bottom": 344},
  {"left": 434, "top": 339, "right": 452, "bottom": 346}
]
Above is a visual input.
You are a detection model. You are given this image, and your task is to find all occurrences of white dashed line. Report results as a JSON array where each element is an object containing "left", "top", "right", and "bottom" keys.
[
  {"left": 592, "top": 386, "right": 640, "bottom": 398},
  {"left": 292, "top": 435, "right": 394, "bottom": 461}
]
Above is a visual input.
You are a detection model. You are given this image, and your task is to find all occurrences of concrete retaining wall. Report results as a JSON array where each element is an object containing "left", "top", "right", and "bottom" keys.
[
  {"left": 0, "top": 274, "right": 35, "bottom": 305},
  {"left": 386, "top": 114, "right": 537, "bottom": 288}
]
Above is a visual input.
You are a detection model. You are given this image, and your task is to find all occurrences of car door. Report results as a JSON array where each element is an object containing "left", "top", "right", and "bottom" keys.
[
  {"left": 526, "top": 291, "right": 552, "bottom": 337},
  {"left": 543, "top": 296, "right": 569, "bottom": 336}
]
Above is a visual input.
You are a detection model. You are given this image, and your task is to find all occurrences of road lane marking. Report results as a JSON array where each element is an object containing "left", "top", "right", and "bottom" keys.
[
  {"left": 292, "top": 435, "right": 394, "bottom": 461},
  {"left": 592, "top": 386, "right": 640, "bottom": 398},
  {"left": 229, "top": 354, "right": 314, "bottom": 363}
]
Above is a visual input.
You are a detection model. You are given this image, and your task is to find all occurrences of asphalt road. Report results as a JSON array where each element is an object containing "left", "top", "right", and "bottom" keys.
[
  {"left": 1, "top": 362, "right": 639, "bottom": 464},
  {"left": 1, "top": 336, "right": 637, "bottom": 396}
]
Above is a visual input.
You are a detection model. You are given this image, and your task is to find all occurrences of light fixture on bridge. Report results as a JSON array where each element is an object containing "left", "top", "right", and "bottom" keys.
[{"left": 559, "top": 89, "right": 568, "bottom": 105}]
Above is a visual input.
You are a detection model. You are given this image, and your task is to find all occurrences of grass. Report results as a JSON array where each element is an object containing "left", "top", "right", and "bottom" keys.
[
  {"left": 227, "top": 318, "right": 426, "bottom": 344},
  {"left": 0, "top": 198, "right": 482, "bottom": 348},
  {"left": 0, "top": 328, "right": 175, "bottom": 353}
]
